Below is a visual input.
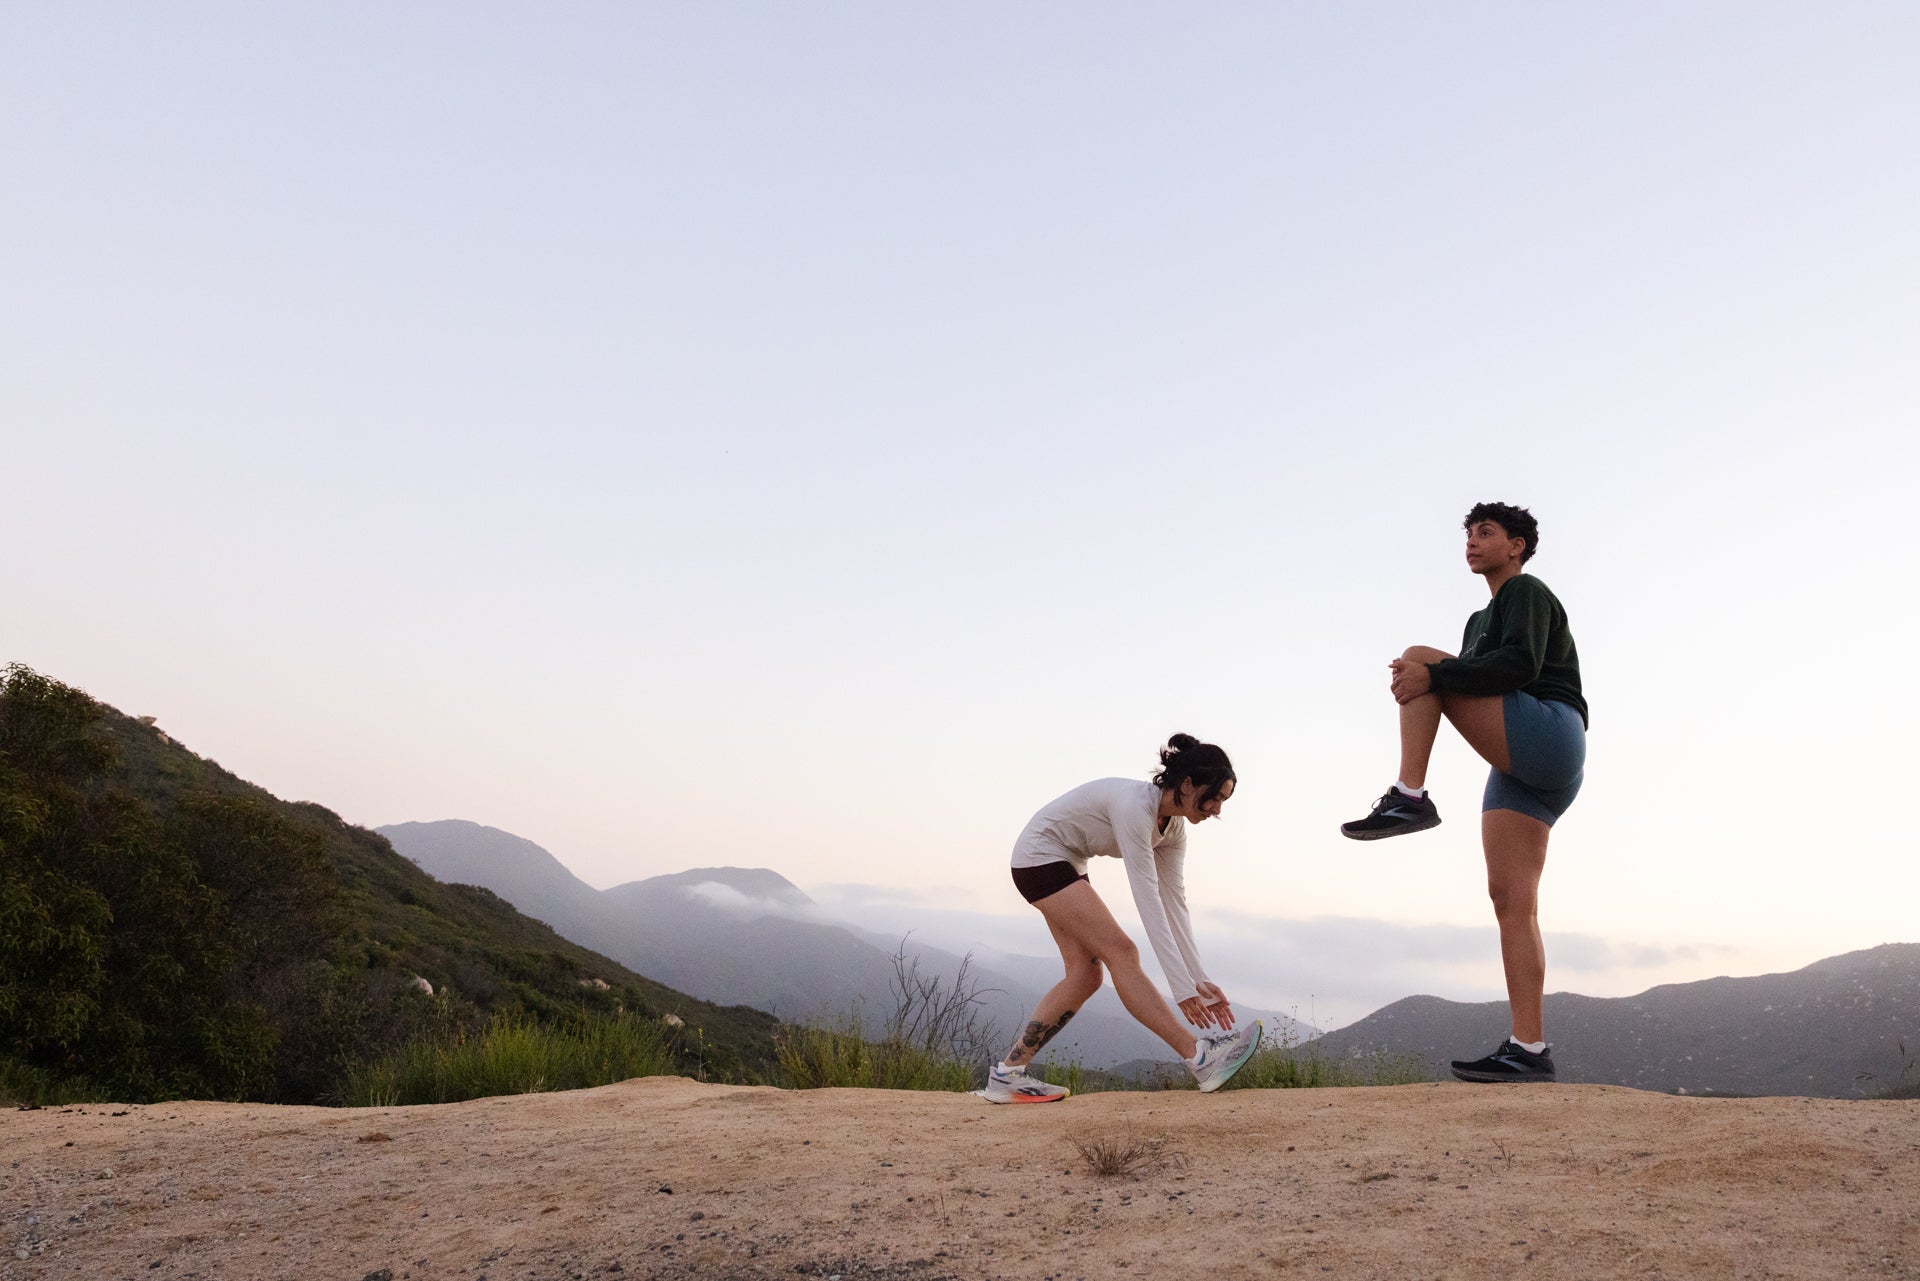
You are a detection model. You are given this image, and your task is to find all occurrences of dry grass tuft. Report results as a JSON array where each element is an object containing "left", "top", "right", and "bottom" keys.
[{"left": 1071, "top": 1127, "right": 1186, "bottom": 1179}]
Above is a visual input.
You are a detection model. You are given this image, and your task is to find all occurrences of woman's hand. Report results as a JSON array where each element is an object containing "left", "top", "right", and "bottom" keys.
[
  {"left": 1388, "top": 657, "right": 1433, "bottom": 705},
  {"left": 1180, "top": 983, "right": 1235, "bottom": 1031}
]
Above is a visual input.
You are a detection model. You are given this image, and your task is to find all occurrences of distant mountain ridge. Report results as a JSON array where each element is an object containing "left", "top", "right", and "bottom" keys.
[
  {"left": 382, "top": 822, "right": 916, "bottom": 1022},
  {"left": 1311, "top": 943, "right": 1920, "bottom": 1098},
  {"left": 379, "top": 820, "right": 1312, "bottom": 1068}
]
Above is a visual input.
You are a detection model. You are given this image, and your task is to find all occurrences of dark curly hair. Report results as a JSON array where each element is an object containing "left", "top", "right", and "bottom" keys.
[
  {"left": 1464, "top": 501, "right": 1539, "bottom": 564},
  {"left": 1152, "top": 734, "right": 1236, "bottom": 806}
]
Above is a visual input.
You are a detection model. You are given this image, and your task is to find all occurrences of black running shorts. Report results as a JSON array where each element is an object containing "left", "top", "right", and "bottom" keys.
[{"left": 1011, "top": 860, "right": 1088, "bottom": 904}]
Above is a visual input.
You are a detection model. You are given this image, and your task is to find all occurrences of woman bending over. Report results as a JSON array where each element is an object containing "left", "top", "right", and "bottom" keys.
[{"left": 982, "top": 734, "right": 1263, "bottom": 1103}]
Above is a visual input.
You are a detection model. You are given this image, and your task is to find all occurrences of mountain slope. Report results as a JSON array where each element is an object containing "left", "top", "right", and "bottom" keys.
[
  {"left": 1311, "top": 943, "right": 1920, "bottom": 1097},
  {"left": 0, "top": 666, "right": 781, "bottom": 1103}
]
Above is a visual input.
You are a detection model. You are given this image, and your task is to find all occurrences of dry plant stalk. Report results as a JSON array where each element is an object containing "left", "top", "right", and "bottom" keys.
[{"left": 1071, "top": 1128, "right": 1187, "bottom": 1179}]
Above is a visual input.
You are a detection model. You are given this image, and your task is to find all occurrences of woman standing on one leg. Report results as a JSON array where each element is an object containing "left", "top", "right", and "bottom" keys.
[
  {"left": 1340, "top": 502, "right": 1587, "bottom": 1083},
  {"left": 981, "top": 734, "right": 1264, "bottom": 1104}
]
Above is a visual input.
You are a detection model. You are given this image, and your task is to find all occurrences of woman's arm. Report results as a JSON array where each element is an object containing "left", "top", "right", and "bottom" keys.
[
  {"left": 1153, "top": 843, "right": 1209, "bottom": 997},
  {"left": 1155, "top": 843, "right": 1235, "bottom": 1031},
  {"left": 1428, "top": 578, "right": 1555, "bottom": 696},
  {"left": 1116, "top": 816, "right": 1203, "bottom": 1004}
]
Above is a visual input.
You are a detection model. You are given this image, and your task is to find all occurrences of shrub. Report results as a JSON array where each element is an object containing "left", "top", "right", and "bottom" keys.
[
  {"left": 0, "top": 1058, "right": 113, "bottom": 1108},
  {"left": 1071, "top": 1127, "right": 1185, "bottom": 1178},
  {"left": 1229, "top": 1040, "right": 1430, "bottom": 1090},
  {"left": 773, "top": 1014, "right": 977, "bottom": 1092},
  {"left": 343, "top": 1009, "right": 676, "bottom": 1106},
  {"left": 776, "top": 944, "right": 996, "bottom": 1092},
  {"left": 1874, "top": 1039, "right": 1918, "bottom": 1100},
  {"left": 1177, "top": 1017, "right": 1432, "bottom": 1091},
  {"left": 1030, "top": 1058, "right": 1143, "bottom": 1095}
]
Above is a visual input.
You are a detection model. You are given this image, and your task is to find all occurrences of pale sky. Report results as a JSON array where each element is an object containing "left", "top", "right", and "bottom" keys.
[{"left": 5, "top": 4, "right": 1916, "bottom": 1026}]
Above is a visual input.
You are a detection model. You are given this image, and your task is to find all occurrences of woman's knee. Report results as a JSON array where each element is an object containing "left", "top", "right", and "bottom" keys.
[
  {"left": 1486, "top": 878, "right": 1537, "bottom": 922},
  {"left": 1403, "top": 644, "right": 1452, "bottom": 664},
  {"left": 1065, "top": 958, "right": 1106, "bottom": 994},
  {"left": 1094, "top": 935, "right": 1140, "bottom": 971}
]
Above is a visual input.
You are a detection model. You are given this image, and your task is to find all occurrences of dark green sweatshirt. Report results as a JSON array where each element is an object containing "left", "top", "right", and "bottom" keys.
[{"left": 1427, "top": 573, "right": 1588, "bottom": 726}]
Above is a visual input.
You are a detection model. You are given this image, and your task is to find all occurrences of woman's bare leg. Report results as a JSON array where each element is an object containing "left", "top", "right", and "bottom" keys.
[
  {"left": 1395, "top": 645, "right": 1511, "bottom": 786},
  {"left": 1390, "top": 648, "right": 1551, "bottom": 1044},
  {"left": 1483, "top": 808, "right": 1551, "bottom": 1043},
  {"left": 1002, "top": 914, "right": 1105, "bottom": 1068},
  {"left": 1027, "top": 881, "right": 1199, "bottom": 1061},
  {"left": 1396, "top": 682, "right": 1446, "bottom": 789}
]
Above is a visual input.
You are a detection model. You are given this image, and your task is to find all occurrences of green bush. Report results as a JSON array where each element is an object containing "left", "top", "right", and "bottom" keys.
[
  {"left": 0, "top": 1058, "right": 114, "bottom": 1107},
  {"left": 1030, "top": 1057, "right": 1145, "bottom": 1095},
  {"left": 1031, "top": 1058, "right": 1093, "bottom": 1095},
  {"left": 1046, "top": 1022, "right": 1431, "bottom": 1094},
  {"left": 1228, "top": 1044, "right": 1427, "bottom": 1089},
  {"left": 776, "top": 945, "right": 995, "bottom": 1092},
  {"left": 774, "top": 1011, "right": 977, "bottom": 1092},
  {"left": 1225, "top": 1027, "right": 1432, "bottom": 1089},
  {"left": 1877, "top": 1040, "right": 1918, "bottom": 1099},
  {"left": 343, "top": 1009, "right": 677, "bottom": 1106}
]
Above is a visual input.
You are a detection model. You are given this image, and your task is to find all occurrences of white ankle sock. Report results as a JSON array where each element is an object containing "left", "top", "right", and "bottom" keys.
[
  {"left": 1511, "top": 1036, "right": 1546, "bottom": 1054},
  {"left": 1393, "top": 781, "right": 1426, "bottom": 798}
]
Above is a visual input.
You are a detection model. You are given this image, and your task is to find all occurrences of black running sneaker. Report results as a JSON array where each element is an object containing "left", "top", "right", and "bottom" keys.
[
  {"left": 1340, "top": 789, "right": 1441, "bottom": 840},
  {"left": 1450, "top": 1039, "right": 1556, "bottom": 1083}
]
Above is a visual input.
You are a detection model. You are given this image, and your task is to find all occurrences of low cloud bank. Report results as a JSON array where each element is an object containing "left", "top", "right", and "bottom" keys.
[{"left": 682, "top": 880, "right": 830, "bottom": 920}]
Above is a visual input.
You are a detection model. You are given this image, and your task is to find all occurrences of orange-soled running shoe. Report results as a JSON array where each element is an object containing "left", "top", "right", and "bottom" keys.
[{"left": 981, "top": 1062, "right": 1070, "bottom": 1104}]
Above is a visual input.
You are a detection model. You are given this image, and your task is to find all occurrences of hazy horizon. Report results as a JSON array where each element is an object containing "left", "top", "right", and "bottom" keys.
[{"left": 372, "top": 814, "right": 1881, "bottom": 1030}]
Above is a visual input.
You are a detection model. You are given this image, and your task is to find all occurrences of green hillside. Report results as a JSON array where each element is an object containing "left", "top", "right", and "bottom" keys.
[{"left": 0, "top": 664, "right": 780, "bottom": 1104}]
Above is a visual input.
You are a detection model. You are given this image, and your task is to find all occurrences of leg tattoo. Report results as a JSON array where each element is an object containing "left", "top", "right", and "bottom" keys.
[{"left": 1007, "top": 1009, "right": 1076, "bottom": 1066}]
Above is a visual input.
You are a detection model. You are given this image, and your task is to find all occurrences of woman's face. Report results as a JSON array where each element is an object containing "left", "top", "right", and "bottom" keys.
[
  {"left": 1176, "top": 776, "right": 1234, "bottom": 822},
  {"left": 1464, "top": 519, "right": 1526, "bottom": 576}
]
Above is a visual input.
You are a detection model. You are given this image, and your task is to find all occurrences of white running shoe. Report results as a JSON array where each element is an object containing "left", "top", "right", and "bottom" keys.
[
  {"left": 980, "top": 1061, "right": 1071, "bottom": 1104},
  {"left": 1188, "top": 1020, "right": 1264, "bottom": 1093}
]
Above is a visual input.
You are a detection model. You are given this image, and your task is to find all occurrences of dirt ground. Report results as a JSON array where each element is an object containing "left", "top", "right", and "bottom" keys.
[{"left": 3, "top": 1076, "right": 1916, "bottom": 1281}]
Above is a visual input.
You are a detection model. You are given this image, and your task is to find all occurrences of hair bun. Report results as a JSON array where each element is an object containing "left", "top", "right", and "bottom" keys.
[{"left": 1152, "top": 733, "right": 1236, "bottom": 798}]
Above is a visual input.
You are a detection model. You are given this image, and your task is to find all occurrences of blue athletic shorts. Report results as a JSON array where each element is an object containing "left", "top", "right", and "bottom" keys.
[{"left": 1483, "top": 691, "right": 1586, "bottom": 826}]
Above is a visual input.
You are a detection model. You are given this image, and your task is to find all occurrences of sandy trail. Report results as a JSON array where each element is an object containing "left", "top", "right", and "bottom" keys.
[{"left": 3, "top": 1077, "right": 1915, "bottom": 1280}]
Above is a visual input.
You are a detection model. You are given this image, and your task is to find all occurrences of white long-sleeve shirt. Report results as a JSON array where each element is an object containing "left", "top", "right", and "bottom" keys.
[{"left": 1009, "top": 778, "right": 1210, "bottom": 1003}]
